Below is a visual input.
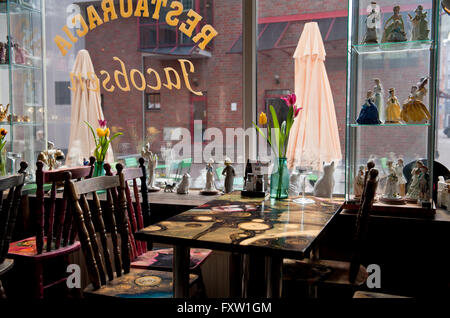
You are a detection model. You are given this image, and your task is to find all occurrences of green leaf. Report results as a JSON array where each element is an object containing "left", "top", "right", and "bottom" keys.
[
  {"left": 269, "top": 105, "right": 282, "bottom": 157},
  {"left": 85, "top": 121, "right": 98, "bottom": 147},
  {"left": 110, "top": 132, "right": 123, "bottom": 142},
  {"left": 253, "top": 122, "right": 278, "bottom": 156}
]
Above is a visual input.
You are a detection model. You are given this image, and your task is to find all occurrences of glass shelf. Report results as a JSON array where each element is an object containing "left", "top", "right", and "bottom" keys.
[
  {"left": 352, "top": 40, "right": 433, "bottom": 55},
  {"left": 0, "top": 1, "right": 41, "bottom": 14},
  {"left": 0, "top": 63, "right": 41, "bottom": 70},
  {"left": 0, "top": 121, "right": 41, "bottom": 126},
  {"left": 349, "top": 123, "right": 431, "bottom": 127}
]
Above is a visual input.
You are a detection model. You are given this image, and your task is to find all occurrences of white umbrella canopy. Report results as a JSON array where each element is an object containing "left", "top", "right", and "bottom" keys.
[
  {"left": 66, "top": 49, "right": 114, "bottom": 166},
  {"left": 286, "top": 22, "right": 342, "bottom": 171}
]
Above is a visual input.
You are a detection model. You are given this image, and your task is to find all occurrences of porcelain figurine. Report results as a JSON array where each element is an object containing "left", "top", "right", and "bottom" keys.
[
  {"left": 0, "top": 104, "right": 9, "bottom": 122},
  {"left": 363, "top": 2, "right": 381, "bottom": 44},
  {"left": 37, "top": 141, "right": 65, "bottom": 171},
  {"left": 373, "top": 78, "right": 385, "bottom": 123},
  {"left": 382, "top": 6, "right": 407, "bottom": 43},
  {"left": 313, "top": 161, "right": 335, "bottom": 198},
  {"left": 222, "top": 158, "right": 235, "bottom": 194},
  {"left": 13, "top": 43, "right": 25, "bottom": 64},
  {"left": 201, "top": 159, "right": 219, "bottom": 195},
  {"left": 394, "top": 158, "right": 407, "bottom": 196},
  {"left": 406, "top": 160, "right": 423, "bottom": 202},
  {"left": 401, "top": 77, "right": 431, "bottom": 123},
  {"left": 357, "top": 90, "right": 381, "bottom": 125},
  {"left": 408, "top": 5, "right": 430, "bottom": 41},
  {"left": 0, "top": 42, "right": 5, "bottom": 64},
  {"left": 164, "top": 182, "right": 176, "bottom": 193},
  {"left": 385, "top": 88, "right": 401, "bottom": 124},
  {"left": 354, "top": 165, "right": 365, "bottom": 199},
  {"left": 141, "top": 143, "right": 160, "bottom": 192},
  {"left": 383, "top": 160, "right": 399, "bottom": 199},
  {"left": 177, "top": 173, "right": 191, "bottom": 195},
  {"left": 418, "top": 164, "right": 430, "bottom": 203}
]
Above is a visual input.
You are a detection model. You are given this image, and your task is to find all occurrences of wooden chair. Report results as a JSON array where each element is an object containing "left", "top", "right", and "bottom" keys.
[
  {"left": 0, "top": 162, "right": 27, "bottom": 298},
  {"left": 7, "top": 158, "right": 95, "bottom": 298},
  {"left": 283, "top": 168, "right": 380, "bottom": 297},
  {"left": 104, "top": 160, "right": 212, "bottom": 278},
  {"left": 68, "top": 164, "right": 198, "bottom": 298}
]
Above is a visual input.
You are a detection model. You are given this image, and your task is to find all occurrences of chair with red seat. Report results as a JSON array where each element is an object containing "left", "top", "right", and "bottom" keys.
[
  {"left": 0, "top": 162, "right": 28, "bottom": 298},
  {"left": 104, "top": 160, "right": 211, "bottom": 289},
  {"left": 67, "top": 165, "right": 199, "bottom": 298},
  {"left": 7, "top": 158, "right": 95, "bottom": 298}
]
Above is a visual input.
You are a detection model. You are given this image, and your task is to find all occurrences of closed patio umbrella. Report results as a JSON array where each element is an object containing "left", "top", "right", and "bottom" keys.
[
  {"left": 286, "top": 22, "right": 342, "bottom": 171},
  {"left": 66, "top": 49, "right": 113, "bottom": 166}
]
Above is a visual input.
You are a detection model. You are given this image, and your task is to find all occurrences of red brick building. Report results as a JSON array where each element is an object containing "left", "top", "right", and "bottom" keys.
[{"left": 84, "top": 0, "right": 431, "bottom": 165}]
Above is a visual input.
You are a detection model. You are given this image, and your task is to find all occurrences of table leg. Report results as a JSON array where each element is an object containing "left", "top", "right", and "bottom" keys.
[
  {"left": 265, "top": 256, "right": 283, "bottom": 298},
  {"left": 173, "top": 246, "right": 190, "bottom": 298},
  {"left": 229, "top": 253, "right": 243, "bottom": 298}
]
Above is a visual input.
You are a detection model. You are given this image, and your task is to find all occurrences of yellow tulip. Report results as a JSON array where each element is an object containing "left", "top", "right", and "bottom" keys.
[
  {"left": 96, "top": 128, "right": 106, "bottom": 138},
  {"left": 105, "top": 128, "right": 110, "bottom": 137},
  {"left": 259, "top": 112, "right": 268, "bottom": 125}
]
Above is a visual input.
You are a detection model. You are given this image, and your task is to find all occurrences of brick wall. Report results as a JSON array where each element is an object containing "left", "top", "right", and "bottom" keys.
[{"left": 85, "top": 0, "right": 432, "bottom": 166}]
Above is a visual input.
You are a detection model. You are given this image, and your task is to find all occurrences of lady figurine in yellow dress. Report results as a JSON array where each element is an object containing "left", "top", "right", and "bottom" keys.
[
  {"left": 385, "top": 88, "right": 401, "bottom": 123},
  {"left": 401, "top": 77, "right": 431, "bottom": 124}
]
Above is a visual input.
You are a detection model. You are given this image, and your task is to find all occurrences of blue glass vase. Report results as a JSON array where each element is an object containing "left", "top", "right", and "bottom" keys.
[{"left": 270, "top": 157, "right": 289, "bottom": 199}]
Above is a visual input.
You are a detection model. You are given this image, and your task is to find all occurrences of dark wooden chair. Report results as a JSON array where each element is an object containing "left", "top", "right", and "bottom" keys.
[
  {"left": 283, "top": 168, "right": 380, "bottom": 297},
  {"left": 68, "top": 164, "right": 198, "bottom": 298},
  {"left": 7, "top": 158, "right": 95, "bottom": 298},
  {"left": 0, "top": 162, "right": 28, "bottom": 298},
  {"left": 104, "top": 160, "right": 211, "bottom": 279}
]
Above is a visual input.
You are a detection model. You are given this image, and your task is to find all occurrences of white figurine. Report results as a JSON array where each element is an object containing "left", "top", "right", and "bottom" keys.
[
  {"left": 354, "top": 165, "right": 365, "bottom": 199},
  {"left": 394, "top": 158, "right": 407, "bottom": 197},
  {"left": 141, "top": 143, "right": 160, "bottom": 192},
  {"left": 313, "top": 162, "right": 335, "bottom": 198},
  {"left": 406, "top": 160, "right": 423, "bottom": 202},
  {"left": 383, "top": 160, "right": 399, "bottom": 199},
  {"left": 373, "top": 78, "right": 385, "bottom": 123},
  {"left": 177, "top": 173, "right": 191, "bottom": 194},
  {"left": 363, "top": 2, "right": 381, "bottom": 44},
  {"left": 201, "top": 159, "right": 219, "bottom": 195}
]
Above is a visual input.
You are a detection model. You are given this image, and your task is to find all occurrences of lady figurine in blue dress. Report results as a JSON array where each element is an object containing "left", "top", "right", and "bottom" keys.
[{"left": 357, "top": 90, "right": 381, "bottom": 125}]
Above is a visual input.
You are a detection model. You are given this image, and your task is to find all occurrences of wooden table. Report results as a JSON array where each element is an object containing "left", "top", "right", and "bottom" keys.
[{"left": 135, "top": 193, "right": 343, "bottom": 298}]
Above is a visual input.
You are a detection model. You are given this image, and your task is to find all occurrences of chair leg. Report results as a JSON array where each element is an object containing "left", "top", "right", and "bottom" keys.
[
  {"left": 0, "top": 279, "right": 6, "bottom": 299},
  {"left": 34, "top": 262, "right": 44, "bottom": 299}
]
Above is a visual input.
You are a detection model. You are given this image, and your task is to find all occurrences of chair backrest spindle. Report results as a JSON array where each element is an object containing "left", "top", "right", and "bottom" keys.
[
  {"left": 349, "top": 168, "right": 379, "bottom": 284},
  {"left": 0, "top": 162, "right": 28, "bottom": 263},
  {"left": 68, "top": 167, "right": 130, "bottom": 290}
]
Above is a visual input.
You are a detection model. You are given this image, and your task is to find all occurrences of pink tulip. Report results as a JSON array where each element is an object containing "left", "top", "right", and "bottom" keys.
[
  {"left": 98, "top": 119, "right": 107, "bottom": 128},
  {"left": 282, "top": 93, "right": 296, "bottom": 107},
  {"left": 294, "top": 105, "right": 302, "bottom": 118}
]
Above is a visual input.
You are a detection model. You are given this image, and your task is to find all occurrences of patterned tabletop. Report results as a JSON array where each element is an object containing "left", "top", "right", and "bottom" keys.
[{"left": 136, "top": 193, "right": 344, "bottom": 260}]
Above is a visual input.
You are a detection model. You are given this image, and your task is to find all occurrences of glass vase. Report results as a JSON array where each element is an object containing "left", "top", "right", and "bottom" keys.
[
  {"left": 93, "top": 161, "right": 105, "bottom": 177},
  {"left": 0, "top": 148, "right": 6, "bottom": 176},
  {"left": 270, "top": 157, "right": 289, "bottom": 199}
]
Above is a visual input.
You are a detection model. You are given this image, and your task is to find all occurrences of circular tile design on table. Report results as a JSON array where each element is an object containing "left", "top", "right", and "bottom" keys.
[
  {"left": 211, "top": 205, "right": 257, "bottom": 213},
  {"left": 194, "top": 216, "right": 214, "bottom": 222},
  {"left": 144, "top": 225, "right": 162, "bottom": 232},
  {"left": 251, "top": 219, "right": 264, "bottom": 223},
  {"left": 238, "top": 222, "right": 270, "bottom": 231},
  {"left": 135, "top": 276, "right": 162, "bottom": 287}
]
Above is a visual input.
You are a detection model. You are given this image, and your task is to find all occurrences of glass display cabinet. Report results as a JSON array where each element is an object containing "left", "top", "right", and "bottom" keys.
[
  {"left": 0, "top": 0, "right": 46, "bottom": 180},
  {"left": 345, "top": 0, "right": 440, "bottom": 212}
]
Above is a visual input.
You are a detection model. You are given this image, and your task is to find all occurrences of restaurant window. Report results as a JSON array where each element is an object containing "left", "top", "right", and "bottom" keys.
[
  {"left": 54, "top": 81, "right": 71, "bottom": 105},
  {"left": 146, "top": 93, "right": 161, "bottom": 111},
  {"left": 254, "top": 0, "right": 348, "bottom": 194}
]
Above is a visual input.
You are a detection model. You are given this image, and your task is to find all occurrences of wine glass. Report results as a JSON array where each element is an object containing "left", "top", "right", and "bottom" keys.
[
  {"left": 293, "top": 166, "right": 315, "bottom": 205},
  {"left": 7, "top": 152, "right": 22, "bottom": 174}
]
